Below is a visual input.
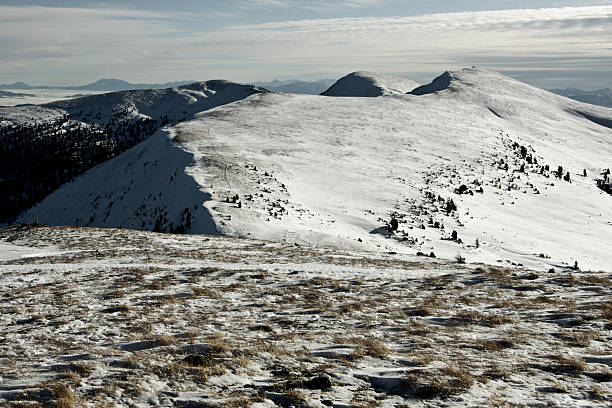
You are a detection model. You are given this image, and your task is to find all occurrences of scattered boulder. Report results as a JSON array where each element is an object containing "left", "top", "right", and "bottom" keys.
[
  {"left": 182, "top": 354, "right": 216, "bottom": 367},
  {"left": 454, "top": 184, "right": 472, "bottom": 195},
  {"left": 303, "top": 374, "right": 332, "bottom": 390}
]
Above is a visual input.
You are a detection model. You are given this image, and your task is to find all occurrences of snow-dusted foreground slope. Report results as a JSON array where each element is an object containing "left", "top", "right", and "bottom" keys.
[
  {"left": 0, "top": 226, "right": 610, "bottom": 407},
  {"left": 18, "top": 68, "right": 612, "bottom": 270}
]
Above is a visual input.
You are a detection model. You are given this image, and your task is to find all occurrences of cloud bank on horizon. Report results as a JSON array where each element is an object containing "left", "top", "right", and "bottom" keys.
[{"left": 0, "top": 1, "right": 611, "bottom": 89}]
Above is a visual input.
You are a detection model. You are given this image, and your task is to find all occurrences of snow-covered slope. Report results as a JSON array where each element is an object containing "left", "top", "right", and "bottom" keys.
[
  {"left": 322, "top": 71, "right": 420, "bottom": 96},
  {"left": 17, "top": 128, "right": 219, "bottom": 234},
  {"left": 44, "top": 80, "right": 268, "bottom": 123},
  {"left": 18, "top": 68, "right": 612, "bottom": 270},
  {"left": 0, "top": 80, "right": 267, "bottom": 126}
]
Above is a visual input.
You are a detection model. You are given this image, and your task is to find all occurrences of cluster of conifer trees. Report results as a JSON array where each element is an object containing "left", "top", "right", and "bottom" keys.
[{"left": 597, "top": 169, "right": 611, "bottom": 195}]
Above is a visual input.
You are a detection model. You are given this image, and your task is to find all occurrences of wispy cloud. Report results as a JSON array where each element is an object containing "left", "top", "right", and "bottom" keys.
[
  {"left": 238, "top": 0, "right": 394, "bottom": 12},
  {"left": 0, "top": 5, "right": 610, "bottom": 87}
]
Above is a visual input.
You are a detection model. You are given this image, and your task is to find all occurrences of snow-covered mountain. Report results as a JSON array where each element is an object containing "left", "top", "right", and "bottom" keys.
[
  {"left": 0, "top": 80, "right": 268, "bottom": 126},
  {"left": 321, "top": 71, "right": 420, "bottom": 96},
  {"left": 16, "top": 68, "right": 612, "bottom": 270},
  {"left": 251, "top": 79, "right": 335, "bottom": 95},
  {"left": 549, "top": 87, "right": 612, "bottom": 108},
  {"left": 44, "top": 80, "right": 268, "bottom": 123},
  {"left": 0, "top": 78, "right": 195, "bottom": 91}
]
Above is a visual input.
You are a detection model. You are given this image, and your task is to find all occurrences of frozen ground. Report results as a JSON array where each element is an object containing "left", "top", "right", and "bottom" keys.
[
  {"left": 17, "top": 68, "right": 612, "bottom": 271},
  {"left": 0, "top": 226, "right": 610, "bottom": 407}
]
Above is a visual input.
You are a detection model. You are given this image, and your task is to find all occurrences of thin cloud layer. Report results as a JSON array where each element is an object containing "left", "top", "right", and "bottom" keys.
[{"left": 0, "top": 5, "right": 610, "bottom": 87}]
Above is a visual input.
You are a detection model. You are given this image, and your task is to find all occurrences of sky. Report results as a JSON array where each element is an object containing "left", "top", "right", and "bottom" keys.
[{"left": 0, "top": 0, "right": 611, "bottom": 89}]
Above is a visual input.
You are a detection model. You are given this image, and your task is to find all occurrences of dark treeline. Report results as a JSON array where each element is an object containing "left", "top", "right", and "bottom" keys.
[{"left": 0, "top": 111, "right": 171, "bottom": 222}]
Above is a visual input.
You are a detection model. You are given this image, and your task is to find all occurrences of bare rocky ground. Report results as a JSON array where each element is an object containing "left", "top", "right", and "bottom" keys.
[{"left": 0, "top": 226, "right": 610, "bottom": 407}]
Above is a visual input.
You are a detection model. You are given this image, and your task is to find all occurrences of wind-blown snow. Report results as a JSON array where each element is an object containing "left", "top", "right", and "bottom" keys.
[
  {"left": 17, "top": 68, "right": 612, "bottom": 271},
  {"left": 322, "top": 71, "right": 420, "bottom": 97}
]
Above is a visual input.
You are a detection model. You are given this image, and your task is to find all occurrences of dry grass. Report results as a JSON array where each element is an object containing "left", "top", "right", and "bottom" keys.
[
  {"left": 539, "top": 355, "right": 587, "bottom": 375},
  {"left": 454, "top": 310, "right": 514, "bottom": 327},
  {"left": 476, "top": 338, "right": 516, "bottom": 352},
  {"left": 192, "top": 286, "right": 223, "bottom": 299},
  {"left": 207, "top": 335, "right": 233, "bottom": 353},
  {"left": 335, "top": 336, "right": 391, "bottom": 358},
  {"left": 52, "top": 384, "right": 79, "bottom": 408},
  {"left": 403, "top": 367, "right": 475, "bottom": 398}
]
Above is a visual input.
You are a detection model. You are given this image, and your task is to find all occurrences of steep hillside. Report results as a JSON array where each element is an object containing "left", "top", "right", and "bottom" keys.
[
  {"left": 17, "top": 69, "right": 612, "bottom": 270},
  {"left": 322, "top": 71, "right": 419, "bottom": 96},
  {"left": 0, "top": 81, "right": 267, "bottom": 221}
]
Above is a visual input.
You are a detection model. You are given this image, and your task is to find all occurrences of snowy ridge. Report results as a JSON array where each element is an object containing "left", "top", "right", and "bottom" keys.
[
  {"left": 44, "top": 80, "right": 268, "bottom": 123},
  {"left": 321, "top": 71, "right": 420, "bottom": 97},
  {"left": 17, "top": 68, "right": 612, "bottom": 271},
  {"left": 0, "top": 80, "right": 267, "bottom": 126}
]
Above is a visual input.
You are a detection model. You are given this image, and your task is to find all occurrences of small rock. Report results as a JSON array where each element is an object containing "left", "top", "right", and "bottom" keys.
[
  {"left": 303, "top": 374, "right": 332, "bottom": 390},
  {"left": 182, "top": 354, "right": 214, "bottom": 367}
]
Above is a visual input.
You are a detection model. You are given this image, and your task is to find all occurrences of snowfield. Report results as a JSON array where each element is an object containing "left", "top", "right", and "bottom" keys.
[
  {"left": 16, "top": 68, "right": 612, "bottom": 271},
  {"left": 0, "top": 226, "right": 610, "bottom": 407}
]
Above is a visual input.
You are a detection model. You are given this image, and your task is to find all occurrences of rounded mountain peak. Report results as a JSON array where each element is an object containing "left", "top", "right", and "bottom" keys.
[{"left": 322, "top": 71, "right": 420, "bottom": 97}]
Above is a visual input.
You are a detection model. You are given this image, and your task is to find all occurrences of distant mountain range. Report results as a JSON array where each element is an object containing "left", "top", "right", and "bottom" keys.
[
  {"left": 549, "top": 87, "right": 612, "bottom": 108},
  {"left": 3, "top": 78, "right": 612, "bottom": 108},
  {"left": 1, "top": 78, "right": 336, "bottom": 95},
  {"left": 250, "top": 79, "right": 335, "bottom": 94},
  {"left": 0, "top": 78, "right": 195, "bottom": 92}
]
